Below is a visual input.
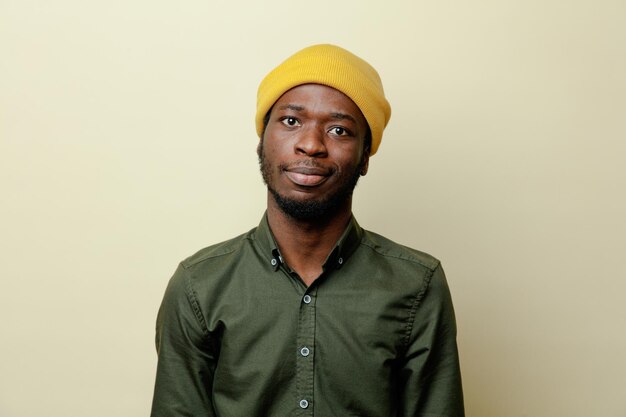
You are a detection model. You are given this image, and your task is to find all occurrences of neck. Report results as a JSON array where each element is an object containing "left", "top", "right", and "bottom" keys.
[{"left": 266, "top": 194, "right": 353, "bottom": 286}]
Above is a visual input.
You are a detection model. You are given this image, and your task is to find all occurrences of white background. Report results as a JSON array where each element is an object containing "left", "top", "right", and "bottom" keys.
[{"left": 1, "top": 1, "right": 625, "bottom": 416}]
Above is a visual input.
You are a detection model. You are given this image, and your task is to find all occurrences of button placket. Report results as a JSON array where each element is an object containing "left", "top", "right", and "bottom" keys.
[{"left": 296, "top": 287, "right": 316, "bottom": 416}]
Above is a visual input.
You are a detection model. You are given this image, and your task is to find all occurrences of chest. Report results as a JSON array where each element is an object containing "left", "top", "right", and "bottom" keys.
[{"left": 205, "top": 269, "right": 417, "bottom": 377}]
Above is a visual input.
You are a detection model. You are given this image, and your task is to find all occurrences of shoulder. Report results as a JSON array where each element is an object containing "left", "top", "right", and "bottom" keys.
[
  {"left": 354, "top": 228, "right": 453, "bottom": 316},
  {"left": 359, "top": 229, "right": 441, "bottom": 273},
  {"left": 358, "top": 229, "right": 456, "bottom": 324},
  {"left": 179, "top": 227, "right": 257, "bottom": 270},
  {"left": 165, "top": 226, "right": 262, "bottom": 300}
]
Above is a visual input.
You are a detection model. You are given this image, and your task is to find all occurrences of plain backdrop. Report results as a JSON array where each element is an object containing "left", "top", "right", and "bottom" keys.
[{"left": 1, "top": 1, "right": 625, "bottom": 416}]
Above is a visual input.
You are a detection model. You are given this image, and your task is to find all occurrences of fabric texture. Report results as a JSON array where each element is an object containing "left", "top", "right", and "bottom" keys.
[
  {"left": 151, "top": 214, "right": 464, "bottom": 417},
  {"left": 256, "top": 44, "right": 391, "bottom": 156}
]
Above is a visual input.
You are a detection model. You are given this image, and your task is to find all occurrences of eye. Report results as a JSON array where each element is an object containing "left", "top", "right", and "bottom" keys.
[
  {"left": 281, "top": 117, "right": 300, "bottom": 127},
  {"left": 329, "top": 126, "right": 350, "bottom": 136}
]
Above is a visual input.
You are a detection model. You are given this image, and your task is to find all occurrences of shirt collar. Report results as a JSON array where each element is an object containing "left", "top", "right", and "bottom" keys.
[{"left": 253, "top": 212, "right": 363, "bottom": 272}]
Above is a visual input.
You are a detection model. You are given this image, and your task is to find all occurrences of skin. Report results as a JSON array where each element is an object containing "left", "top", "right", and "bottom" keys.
[{"left": 258, "top": 84, "right": 370, "bottom": 286}]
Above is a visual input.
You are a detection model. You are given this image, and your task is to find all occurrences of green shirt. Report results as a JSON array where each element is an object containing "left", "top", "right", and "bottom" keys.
[{"left": 151, "top": 215, "right": 464, "bottom": 417}]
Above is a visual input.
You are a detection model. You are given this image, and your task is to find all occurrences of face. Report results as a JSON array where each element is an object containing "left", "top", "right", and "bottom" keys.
[{"left": 258, "top": 84, "right": 370, "bottom": 220}]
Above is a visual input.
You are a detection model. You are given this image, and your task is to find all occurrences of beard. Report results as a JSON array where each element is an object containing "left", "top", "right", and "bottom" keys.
[{"left": 258, "top": 144, "right": 365, "bottom": 221}]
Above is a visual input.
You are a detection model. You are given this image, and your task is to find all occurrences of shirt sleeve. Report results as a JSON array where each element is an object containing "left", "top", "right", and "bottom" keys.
[
  {"left": 150, "top": 264, "right": 218, "bottom": 417},
  {"left": 398, "top": 263, "right": 465, "bottom": 417}
]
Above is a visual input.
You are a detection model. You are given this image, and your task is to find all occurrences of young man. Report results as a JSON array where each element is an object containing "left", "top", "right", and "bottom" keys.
[{"left": 151, "top": 44, "right": 464, "bottom": 417}]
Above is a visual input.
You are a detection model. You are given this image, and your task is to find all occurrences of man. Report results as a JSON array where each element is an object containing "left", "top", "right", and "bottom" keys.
[{"left": 151, "top": 44, "right": 464, "bottom": 416}]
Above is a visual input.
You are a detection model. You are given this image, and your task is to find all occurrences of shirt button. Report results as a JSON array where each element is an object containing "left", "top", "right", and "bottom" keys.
[
  {"left": 300, "top": 346, "right": 310, "bottom": 357},
  {"left": 271, "top": 258, "right": 277, "bottom": 266},
  {"left": 338, "top": 257, "right": 343, "bottom": 265},
  {"left": 299, "top": 399, "right": 309, "bottom": 409},
  {"left": 303, "top": 295, "right": 312, "bottom": 304}
]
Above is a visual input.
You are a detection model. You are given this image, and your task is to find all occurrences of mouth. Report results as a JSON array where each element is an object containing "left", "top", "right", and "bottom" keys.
[{"left": 284, "top": 166, "right": 331, "bottom": 187}]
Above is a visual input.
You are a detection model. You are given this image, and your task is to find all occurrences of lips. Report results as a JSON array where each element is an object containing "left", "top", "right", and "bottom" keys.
[{"left": 284, "top": 166, "right": 331, "bottom": 187}]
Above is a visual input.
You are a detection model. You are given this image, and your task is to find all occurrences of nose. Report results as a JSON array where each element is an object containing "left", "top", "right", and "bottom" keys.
[{"left": 294, "top": 125, "right": 327, "bottom": 157}]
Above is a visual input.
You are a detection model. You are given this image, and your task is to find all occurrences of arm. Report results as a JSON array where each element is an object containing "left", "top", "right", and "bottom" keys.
[
  {"left": 150, "top": 264, "right": 218, "bottom": 417},
  {"left": 398, "top": 263, "right": 465, "bottom": 417}
]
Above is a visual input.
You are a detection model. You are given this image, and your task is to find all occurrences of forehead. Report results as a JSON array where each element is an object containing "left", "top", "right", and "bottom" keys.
[{"left": 273, "top": 84, "right": 366, "bottom": 124}]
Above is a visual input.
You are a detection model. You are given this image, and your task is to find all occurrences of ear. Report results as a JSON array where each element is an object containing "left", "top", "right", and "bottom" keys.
[
  {"left": 360, "top": 153, "right": 370, "bottom": 176},
  {"left": 256, "top": 139, "right": 263, "bottom": 158}
]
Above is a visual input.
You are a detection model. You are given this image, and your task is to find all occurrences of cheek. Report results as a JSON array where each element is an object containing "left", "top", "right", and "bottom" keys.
[
  {"left": 263, "top": 144, "right": 280, "bottom": 162},
  {"left": 333, "top": 145, "right": 364, "bottom": 167},
  {"left": 264, "top": 136, "right": 291, "bottom": 160},
  {"left": 260, "top": 141, "right": 286, "bottom": 172}
]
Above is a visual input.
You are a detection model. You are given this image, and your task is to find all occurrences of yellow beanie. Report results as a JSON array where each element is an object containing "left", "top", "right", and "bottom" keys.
[{"left": 256, "top": 44, "right": 391, "bottom": 156}]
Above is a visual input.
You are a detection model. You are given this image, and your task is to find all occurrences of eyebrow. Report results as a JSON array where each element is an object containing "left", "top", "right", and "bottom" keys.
[
  {"left": 277, "top": 105, "right": 357, "bottom": 124},
  {"left": 277, "top": 104, "right": 305, "bottom": 112},
  {"left": 329, "top": 112, "right": 357, "bottom": 124}
]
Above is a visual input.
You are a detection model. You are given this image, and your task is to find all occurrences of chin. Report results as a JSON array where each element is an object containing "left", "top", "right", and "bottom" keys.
[{"left": 270, "top": 187, "right": 351, "bottom": 221}]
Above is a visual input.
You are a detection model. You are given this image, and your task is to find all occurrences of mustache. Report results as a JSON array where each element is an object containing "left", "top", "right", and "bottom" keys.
[{"left": 278, "top": 159, "right": 336, "bottom": 174}]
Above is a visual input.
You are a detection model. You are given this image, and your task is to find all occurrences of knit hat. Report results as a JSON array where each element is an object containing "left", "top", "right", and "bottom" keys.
[{"left": 256, "top": 44, "right": 391, "bottom": 156}]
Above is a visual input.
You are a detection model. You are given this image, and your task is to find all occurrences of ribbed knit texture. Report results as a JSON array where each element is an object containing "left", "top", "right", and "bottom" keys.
[{"left": 256, "top": 44, "right": 391, "bottom": 155}]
